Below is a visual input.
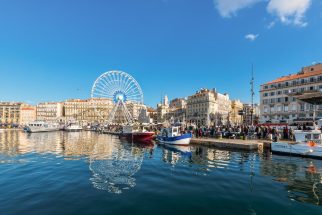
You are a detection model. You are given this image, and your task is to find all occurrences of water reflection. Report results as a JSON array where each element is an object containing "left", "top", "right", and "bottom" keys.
[
  {"left": 160, "top": 145, "right": 192, "bottom": 165},
  {"left": 1, "top": 130, "right": 322, "bottom": 205},
  {"left": 261, "top": 156, "right": 322, "bottom": 206},
  {"left": 89, "top": 139, "right": 147, "bottom": 194},
  {"left": 0, "top": 131, "right": 149, "bottom": 194}
]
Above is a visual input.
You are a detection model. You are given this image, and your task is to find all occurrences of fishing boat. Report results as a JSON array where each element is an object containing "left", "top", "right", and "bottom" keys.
[
  {"left": 25, "top": 121, "right": 60, "bottom": 133},
  {"left": 119, "top": 125, "right": 154, "bottom": 142},
  {"left": 65, "top": 123, "right": 83, "bottom": 132},
  {"left": 271, "top": 129, "right": 322, "bottom": 158},
  {"left": 156, "top": 126, "right": 192, "bottom": 146}
]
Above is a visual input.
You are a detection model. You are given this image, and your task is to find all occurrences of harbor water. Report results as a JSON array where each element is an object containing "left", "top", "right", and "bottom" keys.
[{"left": 0, "top": 130, "right": 322, "bottom": 215}]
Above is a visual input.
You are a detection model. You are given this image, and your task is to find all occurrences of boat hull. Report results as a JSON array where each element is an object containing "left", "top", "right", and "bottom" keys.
[
  {"left": 271, "top": 142, "right": 322, "bottom": 158},
  {"left": 157, "top": 133, "right": 192, "bottom": 146},
  {"left": 65, "top": 129, "right": 83, "bottom": 132},
  {"left": 26, "top": 127, "right": 60, "bottom": 133},
  {"left": 119, "top": 132, "right": 155, "bottom": 142}
]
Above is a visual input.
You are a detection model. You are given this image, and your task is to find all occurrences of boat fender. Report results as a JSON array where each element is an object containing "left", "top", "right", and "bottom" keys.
[{"left": 307, "top": 141, "right": 317, "bottom": 147}]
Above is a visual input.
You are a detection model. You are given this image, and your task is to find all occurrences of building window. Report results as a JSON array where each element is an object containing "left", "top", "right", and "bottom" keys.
[
  {"left": 284, "top": 106, "right": 288, "bottom": 112},
  {"left": 264, "top": 107, "right": 268, "bottom": 113}
]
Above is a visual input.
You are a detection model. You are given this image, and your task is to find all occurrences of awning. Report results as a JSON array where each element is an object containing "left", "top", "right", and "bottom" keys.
[{"left": 291, "top": 91, "right": 322, "bottom": 104}]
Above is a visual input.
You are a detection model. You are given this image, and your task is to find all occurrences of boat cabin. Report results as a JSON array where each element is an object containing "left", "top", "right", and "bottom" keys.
[
  {"left": 122, "top": 125, "right": 150, "bottom": 133},
  {"left": 294, "top": 130, "right": 322, "bottom": 144},
  {"left": 28, "top": 121, "right": 47, "bottom": 127},
  {"left": 161, "top": 127, "right": 181, "bottom": 138}
]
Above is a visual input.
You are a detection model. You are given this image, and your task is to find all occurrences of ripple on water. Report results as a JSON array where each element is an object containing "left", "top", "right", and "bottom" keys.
[{"left": 0, "top": 131, "right": 322, "bottom": 215}]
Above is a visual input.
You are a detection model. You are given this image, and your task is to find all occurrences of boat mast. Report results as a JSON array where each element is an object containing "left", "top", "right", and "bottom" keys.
[{"left": 250, "top": 64, "right": 255, "bottom": 126}]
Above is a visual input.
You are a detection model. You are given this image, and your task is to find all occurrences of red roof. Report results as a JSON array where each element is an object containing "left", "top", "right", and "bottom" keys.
[{"left": 264, "top": 64, "right": 322, "bottom": 85}]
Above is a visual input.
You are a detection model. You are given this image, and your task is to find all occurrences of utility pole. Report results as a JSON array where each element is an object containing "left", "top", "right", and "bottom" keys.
[{"left": 250, "top": 64, "right": 255, "bottom": 126}]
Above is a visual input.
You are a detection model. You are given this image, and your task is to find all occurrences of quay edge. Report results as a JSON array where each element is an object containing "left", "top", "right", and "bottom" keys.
[{"left": 191, "top": 138, "right": 271, "bottom": 151}]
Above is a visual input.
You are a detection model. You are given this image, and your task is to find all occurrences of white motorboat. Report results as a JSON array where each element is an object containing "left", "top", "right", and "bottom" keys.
[
  {"left": 271, "top": 129, "right": 322, "bottom": 158},
  {"left": 25, "top": 121, "right": 60, "bottom": 133},
  {"left": 65, "top": 123, "right": 83, "bottom": 132},
  {"left": 157, "top": 126, "right": 192, "bottom": 146}
]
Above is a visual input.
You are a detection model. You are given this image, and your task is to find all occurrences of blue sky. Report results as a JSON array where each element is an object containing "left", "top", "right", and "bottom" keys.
[{"left": 0, "top": 0, "right": 321, "bottom": 107}]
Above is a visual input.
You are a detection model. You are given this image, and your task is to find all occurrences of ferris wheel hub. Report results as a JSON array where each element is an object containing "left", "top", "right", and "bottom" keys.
[{"left": 113, "top": 91, "right": 127, "bottom": 103}]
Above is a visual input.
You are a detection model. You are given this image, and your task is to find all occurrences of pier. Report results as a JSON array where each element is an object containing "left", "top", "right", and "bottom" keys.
[{"left": 191, "top": 138, "right": 271, "bottom": 151}]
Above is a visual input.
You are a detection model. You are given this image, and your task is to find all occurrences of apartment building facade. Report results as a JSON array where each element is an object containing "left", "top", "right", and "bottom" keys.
[{"left": 260, "top": 64, "right": 322, "bottom": 124}]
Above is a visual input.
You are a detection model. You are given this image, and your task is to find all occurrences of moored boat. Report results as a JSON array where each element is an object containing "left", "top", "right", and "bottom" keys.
[
  {"left": 25, "top": 121, "right": 60, "bottom": 133},
  {"left": 156, "top": 126, "right": 192, "bottom": 146},
  {"left": 271, "top": 129, "right": 322, "bottom": 158},
  {"left": 65, "top": 123, "right": 83, "bottom": 132},
  {"left": 119, "top": 125, "right": 154, "bottom": 142}
]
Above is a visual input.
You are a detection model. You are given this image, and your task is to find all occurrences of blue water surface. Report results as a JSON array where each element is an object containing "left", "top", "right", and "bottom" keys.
[{"left": 0, "top": 131, "right": 322, "bottom": 215}]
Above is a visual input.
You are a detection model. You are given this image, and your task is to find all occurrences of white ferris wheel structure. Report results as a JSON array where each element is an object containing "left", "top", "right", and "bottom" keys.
[{"left": 91, "top": 71, "right": 144, "bottom": 125}]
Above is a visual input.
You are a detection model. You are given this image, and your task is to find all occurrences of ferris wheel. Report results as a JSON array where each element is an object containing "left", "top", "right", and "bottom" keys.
[{"left": 91, "top": 71, "right": 144, "bottom": 124}]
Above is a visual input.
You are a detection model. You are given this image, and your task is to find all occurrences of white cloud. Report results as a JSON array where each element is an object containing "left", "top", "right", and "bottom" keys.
[
  {"left": 245, "top": 34, "right": 259, "bottom": 41},
  {"left": 267, "top": 0, "right": 311, "bottom": 27},
  {"left": 267, "top": 21, "right": 275, "bottom": 29},
  {"left": 214, "top": 0, "right": 261, "bottom": 17}
]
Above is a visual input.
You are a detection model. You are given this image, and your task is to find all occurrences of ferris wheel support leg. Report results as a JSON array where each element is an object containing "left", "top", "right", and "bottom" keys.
[
  {"left": 121, "top": 101, "right": 133, "bottom": 124},
  {"left": 107, "top": 100, "right": 121, "bottom": 125}
]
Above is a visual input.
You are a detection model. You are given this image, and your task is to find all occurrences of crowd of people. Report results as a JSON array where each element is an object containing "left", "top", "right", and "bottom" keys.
[{"left": 189, "top": 125, "right": 299, "bottom": 141}]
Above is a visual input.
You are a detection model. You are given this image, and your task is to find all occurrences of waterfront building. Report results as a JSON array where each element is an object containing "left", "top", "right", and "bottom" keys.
[
  {"left": 36, "top": 102, "right": 64, "bottom": 122},
  {"left": 0, "top": 102, "right": 23, "bottom": 126},
  {"left": 157, "top": 95, "right": 169, "bottom": 123},
  {"left": 147, "top": 108, "right": 158, "bottom": 124},
  {"left": 186, "top": 89, "right": 231, "bottom": 126},
  {"left": 20, "top": 104, "right": 36, "bottom": 125},
  {"left": 260, "top": 63, "right": 322, "bottom": 124},
  {"left": 243, "top": 103, "right": 260, "bottom": 125},
  {"left": 230, "top": 100, "right": 243, "bottom": 125},
  {"left": 166, "top": 98, "right": 187, "bottom": 124},
  {"left": 137, "top": 107, "right": 151, "bottom": 124},
  {"left": 125, "top": 102, "right": 147, "bottom": 123},
  {"left": 156, "top": 96, "right": 187, "bottom": 124},
  {"left": 64, "top": 98, "right": 114, "bottom": 124}
]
